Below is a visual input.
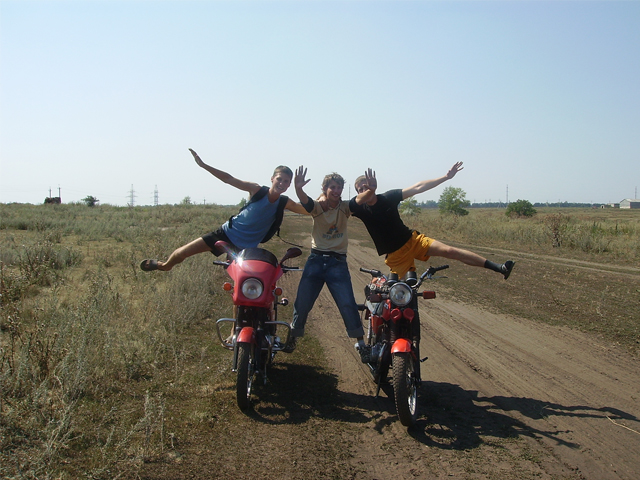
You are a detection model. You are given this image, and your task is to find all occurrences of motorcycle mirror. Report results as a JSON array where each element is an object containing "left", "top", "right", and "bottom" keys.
[
  {"left": 214, "top": 240, "right": 234, "bottom": 256},
  {"left": 280, "top": 247, "right": 302, "bottom": 263}
]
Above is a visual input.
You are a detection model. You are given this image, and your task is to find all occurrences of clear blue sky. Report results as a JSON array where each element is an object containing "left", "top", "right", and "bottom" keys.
[{"left": 1, "top": 0, "right": 638, "bottom": 206}]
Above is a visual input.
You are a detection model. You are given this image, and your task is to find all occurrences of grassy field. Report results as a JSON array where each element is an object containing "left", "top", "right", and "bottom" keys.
[{"left": 1, "top": 202, "right": 639, "bottom": 478}]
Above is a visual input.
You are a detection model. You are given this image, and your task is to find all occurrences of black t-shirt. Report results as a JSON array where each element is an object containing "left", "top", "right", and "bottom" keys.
[{"left": 349, "top": 189, "right": 413, "bottom": 255}]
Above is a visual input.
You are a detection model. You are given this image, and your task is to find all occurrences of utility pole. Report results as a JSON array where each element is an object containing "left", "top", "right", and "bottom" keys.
[
  {"left": 506, "top": 185, "right": 509, "bottom": 205},
  {"left": 154, "top": 185, "right": 159, "bottom": 206},
  {"left": 128, "top": 185, "right": 136, "bottom": 207}
]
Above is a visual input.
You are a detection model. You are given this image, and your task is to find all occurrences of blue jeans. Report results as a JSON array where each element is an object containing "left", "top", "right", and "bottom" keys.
[{"left": 291, "top": 252, "right": 364, "bottom": 339}]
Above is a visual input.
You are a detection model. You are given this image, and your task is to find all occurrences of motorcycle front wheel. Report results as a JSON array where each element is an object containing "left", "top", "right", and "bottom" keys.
[
  {"left": 236, "top": 342, "right": 254, "bottom": 410},
  {"left": 392, "top": 352, "right": 418, "bottom": 426}
]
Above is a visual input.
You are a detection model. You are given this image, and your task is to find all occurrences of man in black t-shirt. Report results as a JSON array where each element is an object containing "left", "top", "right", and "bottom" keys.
[{"left": 349, "top": 164, "right": 514, "bottom": 280}]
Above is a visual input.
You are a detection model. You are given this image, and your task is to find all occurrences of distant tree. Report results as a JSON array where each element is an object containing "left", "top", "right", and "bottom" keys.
[
  {"left": 506, "top": 199, "right": 537, "bottom": 218},
  {"left": 82, "top": 195, "right": 99, "bottom": 207},
  {"left": 238, "top": 197, "right": 248, "bottom": 209},
  {"left": 180, "top": 196, "right": 192, "bottom": 206},
  {"left": 400, "top": 197, "right": 420, "bottom": 216},
  {"left": 438, "top": 186, "right": 470, "bottom": 216}
]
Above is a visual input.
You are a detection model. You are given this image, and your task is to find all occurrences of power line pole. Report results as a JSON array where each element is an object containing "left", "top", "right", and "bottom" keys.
[
  {"left": 128, "top": 184, "right": 136, "bottom": 207},
  {"left": 506, "top": 185, "right": 509, "bottom": 205},
  {"left": 154, "top": 185, "right": 159, "bottom": 206}
]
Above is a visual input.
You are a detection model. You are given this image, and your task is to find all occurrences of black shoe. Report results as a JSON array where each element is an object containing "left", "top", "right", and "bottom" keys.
[
  {"left": 502, "top": 260, "right": 515, "bottom": 280},
  {"left": 282, "top": 337, "right": 297, "bottom": 353},
  {"left": 356, "top": 343, "right": 372, "bottom": 363}
]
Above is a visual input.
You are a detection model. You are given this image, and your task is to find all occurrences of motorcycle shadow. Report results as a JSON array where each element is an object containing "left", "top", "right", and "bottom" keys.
[
  {"left": 243, "top": 361, "right": 376, "bottom": 425},
  {"left": 408, "top": 381, "right": 637, "bottom": 450}
]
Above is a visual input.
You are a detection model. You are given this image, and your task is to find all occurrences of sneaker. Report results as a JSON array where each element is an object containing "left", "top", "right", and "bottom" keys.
[
  {"left": 282, "top": 336, "right": 297, "bottom": 353},
  {"left": 355, "top": 343, "right": 372, "bottom": 363},
  {"left": 502, "top": 260, "right": 515, "bottom": 280}
]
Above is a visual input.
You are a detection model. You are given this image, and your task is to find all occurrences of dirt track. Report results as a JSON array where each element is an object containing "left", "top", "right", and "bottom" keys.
[{"left": 288, "top": 240, "right": 640, "bottom": 480}]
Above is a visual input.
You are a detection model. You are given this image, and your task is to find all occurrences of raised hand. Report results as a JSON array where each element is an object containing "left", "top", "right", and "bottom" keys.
[
  {"left": 189, "top": 148, "right": 206, "bottom": 168},
  {"left": 446, "top": 162, "right": 464, "bottom": 179},
  {"left": 295, "top": 166, "right": 311, "bottom": 190},
  {"left": 364, "top": 168, "right": 377, "bottom": 191}
]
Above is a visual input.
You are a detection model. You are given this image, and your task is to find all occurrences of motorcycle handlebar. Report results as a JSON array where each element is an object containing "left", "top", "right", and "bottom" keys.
[
  {"left": 428, "top": 265, "right": 449, "bottom": 274},
  {"left": 282, "top": 266, "right": 303, "bottom": 272},
  {"left": 359, "top": 267, "right": 383, "bottom": 277}
]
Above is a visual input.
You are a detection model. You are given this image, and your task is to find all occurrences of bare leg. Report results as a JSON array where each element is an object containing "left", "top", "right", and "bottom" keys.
[
  {"left": 158, "top": 238, "right": 212, "bottom": 271},
  {"left": 427, "top": 240, "right": 515, "bottom": 279},
  {"left": 426, "top": 240, "right": 486, "bottom": 267}
]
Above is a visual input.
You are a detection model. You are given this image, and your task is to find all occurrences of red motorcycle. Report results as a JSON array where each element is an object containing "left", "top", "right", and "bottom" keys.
[
  {"left": 358, "top": 264, "right": 449, "bottom": 426},
  {"left": 213, "top": 241, "right": 302, "bottom": 410}
]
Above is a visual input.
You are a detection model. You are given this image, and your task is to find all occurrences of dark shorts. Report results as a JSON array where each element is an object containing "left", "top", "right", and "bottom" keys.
[{"left": 201, "top": 228, "right": 238, "bottom": 257}]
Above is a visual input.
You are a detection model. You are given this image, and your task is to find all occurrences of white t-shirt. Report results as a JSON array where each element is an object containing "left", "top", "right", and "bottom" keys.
[{"left": 309, "top": 200, "right": 351, "bottom": 255}]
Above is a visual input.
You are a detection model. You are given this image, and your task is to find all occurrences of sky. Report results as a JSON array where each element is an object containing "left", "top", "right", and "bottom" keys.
[{"left": 1, "top": 0, "right": 638, "bottom": 207}]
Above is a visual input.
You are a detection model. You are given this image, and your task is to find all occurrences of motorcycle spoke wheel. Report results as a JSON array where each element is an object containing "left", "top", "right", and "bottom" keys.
[
  {"left": 236, "top": 342, "right": 254, "bottom": 410},
  {"left": 392, "top": 352, "right": 418, "bottom": 427}
]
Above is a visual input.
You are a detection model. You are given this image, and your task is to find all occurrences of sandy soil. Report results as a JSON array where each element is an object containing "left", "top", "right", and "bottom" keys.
[{"left": 288, "top": 240, "right": 640, "bottom": 480}]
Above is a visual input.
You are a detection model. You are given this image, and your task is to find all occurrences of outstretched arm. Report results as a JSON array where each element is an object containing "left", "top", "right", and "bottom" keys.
[
  {"left": 401, "top": 162, "right": 463, "bottom": 200},
  {"left": 285, "top": 197, "right": 310, "bottom": 215},
  {"left": 189, "top": 149, "right": 261, "bottom": 196}
]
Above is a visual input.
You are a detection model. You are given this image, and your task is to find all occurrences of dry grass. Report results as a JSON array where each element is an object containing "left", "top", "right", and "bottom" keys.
[{"left": 1, "top": 203, "right": 638, "bottom": 478}]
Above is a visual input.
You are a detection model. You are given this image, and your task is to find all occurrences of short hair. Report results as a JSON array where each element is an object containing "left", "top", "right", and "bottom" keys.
[
  {"left": 321, "top": 172, "right": 345, "bottom": 193},
  {"left": 354, "top": 175, "right": 367, "bottom": 190},
  {"left": 272, "top": 165, "right": 293, "bottom": 179}
]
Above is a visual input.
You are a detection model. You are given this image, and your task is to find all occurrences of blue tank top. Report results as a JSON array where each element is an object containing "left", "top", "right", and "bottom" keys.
[{"left": 221, "top": 194, "right": 279, "bottom": 249}]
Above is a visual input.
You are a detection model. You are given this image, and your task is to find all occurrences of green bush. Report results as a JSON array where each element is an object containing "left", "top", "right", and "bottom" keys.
[
  {"left": 438, "top": 186, "right": 470, "bottom": 216},
  {"left": 506, "top": 199, "right": 537, "bottom": 218}
]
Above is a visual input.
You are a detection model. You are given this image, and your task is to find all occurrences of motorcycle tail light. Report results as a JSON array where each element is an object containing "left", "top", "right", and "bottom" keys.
[
  {"left": 422, "top": 291, "right": 436, "bottom": 299},
  {"left": 390, "top": 308, "right": 402, "bottom": 321},
  {"left": 223, "top": 282, "right": 233, "bottom": 291},
  {"left": 274, "top": 287, "right": 283, "bottom": 296},
  {"left": 403, "top": 308, "right": 415, "bottom": 321}
]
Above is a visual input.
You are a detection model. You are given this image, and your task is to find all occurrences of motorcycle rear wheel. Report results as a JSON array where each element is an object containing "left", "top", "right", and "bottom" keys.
[
  {"left": 236, "top": 342, "right": 254, "bottom": 410},
  {"left": 392, "top": 352, "right": 418, "bottom": 426}
]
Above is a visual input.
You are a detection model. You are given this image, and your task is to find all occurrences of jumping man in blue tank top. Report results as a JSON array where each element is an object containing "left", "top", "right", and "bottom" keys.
[{"left": 140, "top": 149, "right": 307, "bottom": 272}]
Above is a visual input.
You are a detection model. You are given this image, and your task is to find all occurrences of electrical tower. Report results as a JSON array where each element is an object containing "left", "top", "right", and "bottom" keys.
[
  {"left": 154, "top": 185, "right": 159, "bottom": 206},
  {"left": 128, "top": 185, "right": 137, "bottom": 207}
]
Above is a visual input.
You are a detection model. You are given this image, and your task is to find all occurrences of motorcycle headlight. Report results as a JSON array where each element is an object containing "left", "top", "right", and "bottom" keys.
[
  {"left": 389, "top": 282, "right": 412, "bottom": 307},
  {"left": 241, "top": 278, "right": 263, "bottom": 299}
]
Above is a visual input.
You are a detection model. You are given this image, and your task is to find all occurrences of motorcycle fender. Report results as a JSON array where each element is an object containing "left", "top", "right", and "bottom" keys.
[
  {"left": 391, "top": 338, "right": 412, "bottom": 354},
  {"left": 237, "top": 327, "right": 256, "bottom": 344}
]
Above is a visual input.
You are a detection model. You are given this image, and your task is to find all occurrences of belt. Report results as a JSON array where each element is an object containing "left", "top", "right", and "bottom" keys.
[{"left": 311, "top": 249, "right": 347, "bottom": 259}]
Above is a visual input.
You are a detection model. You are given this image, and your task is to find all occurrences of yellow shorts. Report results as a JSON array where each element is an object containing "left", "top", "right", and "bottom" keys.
[{"left": 385, "top": 231, "right": 435, "bottom": 278}]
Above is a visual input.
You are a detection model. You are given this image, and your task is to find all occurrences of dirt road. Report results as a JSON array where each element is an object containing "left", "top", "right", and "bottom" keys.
[
  {"left": 290, "top": 240, "right": 640, "bottom": 480},
  {"left": 139, "top": 236, "right": 639, "bottom": 480}
]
